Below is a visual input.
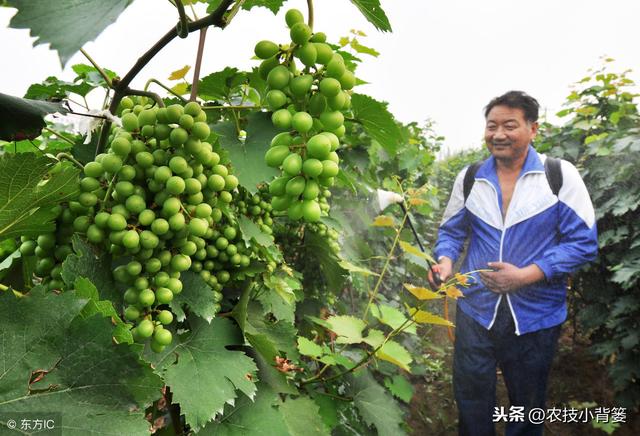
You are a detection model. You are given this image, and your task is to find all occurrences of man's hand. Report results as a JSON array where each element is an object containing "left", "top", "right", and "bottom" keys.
[
  {"left": 479, "top": 262, "right": 545, "bottom": 294},
  {"left": 428, "top": 257, "right": 453, "bottom": 288}
]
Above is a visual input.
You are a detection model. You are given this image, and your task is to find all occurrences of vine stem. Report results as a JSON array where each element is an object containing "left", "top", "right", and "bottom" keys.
[
  {"left": 80, "top": 48, "right": 113, "bottom": 88},
  {"left": 306, "top": 0, "right": 314, "bottom": 30},
  {"left": 189, "top": 28, "right": 208, "bottom": 102},
  {"left": 95, "top": 0, "right": 237, "bottom": 156},
  {"left": 361, "top": 212, "right": 408, "bottom": 319},
  {"left": 301, "top": 299, "right": 427, "bottom": 386},
  {"left": 175, "top": 0, "right": 189, "bottom": 38}
]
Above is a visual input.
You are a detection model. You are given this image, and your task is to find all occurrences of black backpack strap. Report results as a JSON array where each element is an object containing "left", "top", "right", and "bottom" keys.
[
  {"left": 544, "top": 157, "right": 563, "bottom": 196},
  {"left": 463, "top": 161, "right": 483, "bottom": 202}
]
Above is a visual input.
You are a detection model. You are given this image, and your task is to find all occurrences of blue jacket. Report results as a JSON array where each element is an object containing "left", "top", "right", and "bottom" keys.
[{"left": 434, "top": 146, "right": 598, "bottom": 335}]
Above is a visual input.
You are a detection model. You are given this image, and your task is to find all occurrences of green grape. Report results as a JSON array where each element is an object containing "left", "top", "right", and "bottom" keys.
[
  {"left": 290, "top": 22, "right": 312, "bottom": 44},
  {"left": 157, "top": 310, "right": 174, "bottom": 325},
  {"left": 285, "top": 8, "right": 304, "bottom": 28},
  {"left": 267, "top": 65, "right": 290, "bottom": 89},
  {"left": 154, "top": 328, "right": 172, "bottom": 346},
  {"left": 255, "top": 40, "right": 280, "bottom": 59}
]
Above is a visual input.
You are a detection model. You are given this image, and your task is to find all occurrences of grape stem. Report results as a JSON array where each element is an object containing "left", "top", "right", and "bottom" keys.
[
  {"left": 189, "top": 28, "right": 208, "bottom": 102},
  {"left": 0, "top": 283, "right": 25, "bottom": 298},
  {"left": 307, "top": 0, "right": 314, "bottom": 30},
  {"left": 80, "top": 48, "right": 113, "bottom": 88},
  {"left": 55, "top": 152, "right": 85, "bottom": 170},
  {"left": 95, "top": 0, "right": 237, "bottom": 156},
  {"left": 201, "top": 104, "right": 256, "bottom": 110},
  {"left": 122, "top": 88, "right": 165, "bottom": 108},
  {"left": 144, "top": 79, "right": 188, "bottom": 103},
  {"left": 102, "top": 174, "right": 118, "bottom": 207}
]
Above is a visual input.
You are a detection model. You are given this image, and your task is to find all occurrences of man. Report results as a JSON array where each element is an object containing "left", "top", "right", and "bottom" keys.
[{"left": 430, "top": 91, "right": 598, "bottom": 436}]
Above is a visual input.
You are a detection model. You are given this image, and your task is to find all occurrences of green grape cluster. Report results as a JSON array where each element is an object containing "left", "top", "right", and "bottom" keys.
[
  {"left": 255, "top": 8, "right": 352, "bottom": 222},
  {"left": 306, "top": 221, "right": 340, "bottom": 255},
  {"left": 19, "top": 204, "right": 78, "bottom": 291},
  {"left": 74, "top": 96, "right": 265, "bottom": 352}
]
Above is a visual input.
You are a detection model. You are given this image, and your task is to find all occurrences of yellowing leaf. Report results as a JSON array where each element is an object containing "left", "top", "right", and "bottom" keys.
[
  {"left": 408, "top": 198, "right": 427, "bottom": 206},
  {"left": 454, "top": 273, "right": 469, "bottom": 286},
  {"left": 339, "top": 36, "right": 350, "bottom": 47},
  {"left": 403, "top": 283, "right": 442, "bottom": 300},
  {"left": 372, "top": 215, "right": 395, "bottom": 227},
  {"left": 169, "top": 65, "right": 191, "bottom": 80},
  {"left": 363, "top": 329, "right": 385, "bottom": 347},
  {"left": 398, "top": 241, "right": 435, "bottom": 263},
  {"left": 339, "top": 260, "right": 379, "bottom": 277},
  {"left": 171, "top": 82, "right": 189, "bottom": 95},
  {"left": 444, "top": 285, "right": 464, "bottom": 299},
  {"left": 376, "top": 341, "right": 412, "bottom": 372},
  {"left": 408, "top": 308, "right": 454, "bottom": 327}
]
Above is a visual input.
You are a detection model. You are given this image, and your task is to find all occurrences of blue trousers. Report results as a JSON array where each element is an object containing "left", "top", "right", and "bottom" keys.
[{"left": 453, "top": 297, "right": 561, "bottom": 436}]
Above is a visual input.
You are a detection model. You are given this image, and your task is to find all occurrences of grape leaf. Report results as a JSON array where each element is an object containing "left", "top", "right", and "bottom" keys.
[
  {"left": 303, "top": 230, "right": 348, "bottom": 293},
  {"left": 208, "top": 0, "right": 285, "bottom": 15},
  {"left": 199, "top": 383, "right": 289, "bottom": 435},
  {"left": 348, "top": 0, "right": 392, "bottom": 32},
  {"left": 238, "top": 215, "right": 274, "bottom": 247},
  {"left": 0, "top": 93, "right": 68, "bottom": 141},
  {"left": 251, "top": 347, "right": 299, "bottom": 395},
  {"left": 257, "top": 283, "right": 296, "bottom": 323},
  {"left": 326, "top": 315, "right": 366, "bottom": 344},
  {"left": 403, "top": 283, "right": 442, "bottom": 300},
  {"left": 384, "top": 375, "right": 414, "bottom": 403},
  {"left": 245, "top": 302, "right": 299, "bottom": 362},
  {"left": 408, "top": 307, "right": 454, "bottom": 327},
  {"left": 198, "top": 67, "right": 240, "bottom": 101},
  {"left": 348, "top": 371, "right": 405, "bottom": 436},
  {"left": 0, "top": 287, "right": 163, "bottom": 435},
  {"left": 6, "top": 0, "right": 133, "bottom": 67},
  {"left": 297, "top": 337, "right": 323, "bottom": 358},
  {"left": 370, "top": 304, "right": 416, "bottom": 334},
  {"left": 24, "top": 76, "right": 92, "bottom": 100},
  {"left": 311, "top": 393, "right": 339, "bottom": 431},
  {"left": 169, "top": 270, "right": 219, "bottom": 322},
  {"left": 61, "top": 235, "right": 120, "bottom": 306},
  {"left": 240, "top": 0, "right": 286, "bottom": 14},
  {"left": 350, "top": 94, "right": 401, "bottom": 154},
  {"left": 169, "top": 65, "right": 191, "bottom": 81},
  {"left": 151, "top": 317, "right": 258, "bottom": 431},
  {"left": 73, "top": 276, "right": 133, "bottom": 344},
  {"left": 279, "top": 396, "right": 330, "bottom": 436},
  {"left": 0, "top": 155, "right": 80, "bottom": 240},
  {"left": 361, "top": 329, "right": 412, "bottom": 371},
  {"left": 212, "top": 112, "right": 280, "bottom": 193}
]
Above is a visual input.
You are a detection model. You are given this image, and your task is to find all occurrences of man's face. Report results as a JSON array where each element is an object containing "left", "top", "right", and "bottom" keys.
[{"left": 484, "top": 105, "right": 538, "bottom": 163}]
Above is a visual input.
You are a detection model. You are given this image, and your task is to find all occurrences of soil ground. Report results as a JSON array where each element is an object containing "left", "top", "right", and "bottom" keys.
[{"left": 406, "top": 306, "right": 639, "bottom": 436}]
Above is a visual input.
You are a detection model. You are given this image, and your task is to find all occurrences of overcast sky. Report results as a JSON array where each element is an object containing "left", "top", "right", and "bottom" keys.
[{"left": 2, "top": 0, "right": 640, "bottom": 154}]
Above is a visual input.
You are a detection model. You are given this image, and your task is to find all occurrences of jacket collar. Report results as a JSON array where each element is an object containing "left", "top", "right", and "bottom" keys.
[{"left": 476, "top": 144, "right": 543, "bottom": 183}]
